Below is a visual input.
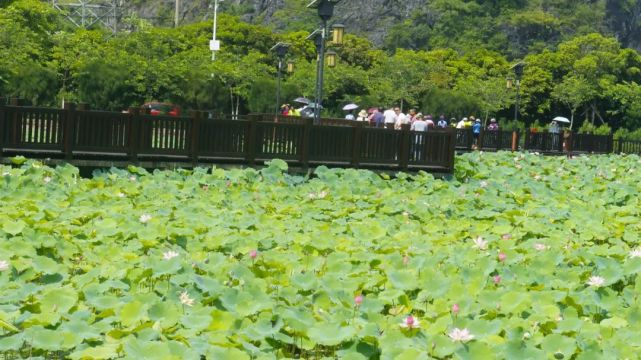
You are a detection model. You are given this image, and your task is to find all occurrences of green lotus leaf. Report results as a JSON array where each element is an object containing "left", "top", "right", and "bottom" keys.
[
  {"left": 2, "top": 219, "right": 26, "bottom": 236},
  {"left": 540, "top": 334, "right": 576, "bottom": 359},
  {"left": 40, "top": 286, "right": 78, "bottom": 314},
  {"left": 206, "top": 346, "right": 251, "bottom": 360},
  {"left": 0, "top": 333, "right": 24, "bottom": 351},
  {"left": 69, "top": 345, "right": 120, "bottom": 360},
  {"left": 31, "top": 256, "right": 65, "bottom": 276},
  {"left": 600, "top": 317, "right": 628, "bottom": 329},
  {"left": 119, "top": 301, "right": 147, "bottom": 327},
  {"left": 307, "top": 322, "right": 355, "bottom": 346},
  {"left": 25, "top": 325, "right": 63, "bottom": 351}
]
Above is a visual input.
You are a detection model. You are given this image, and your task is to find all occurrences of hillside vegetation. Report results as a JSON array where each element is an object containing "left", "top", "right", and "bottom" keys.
[{"left": 1, "top": 0, "right": 641, "bottom": 134}]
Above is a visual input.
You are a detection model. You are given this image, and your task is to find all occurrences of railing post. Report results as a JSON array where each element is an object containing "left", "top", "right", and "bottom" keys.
[
  {"left": 478, "top": 129, "right": 484, "bottom": 150},
  {"left": 301, "top": 117, "right": 312, "bottom": 169},
  {"left": 245, "top": 114, "right": 258, "bottom": 166},
  {"left": 607, "top": 133, "right": 614, "bottom": 154},
  {"left": 128, "top": 107, "right": 140, "bottom": 163},
  {"left": 0, "top": 102, "right": 5, "bottom": 157},
  {"left": 63, "top": 102, "right": 76, "bottom": 160},
  {"left": 9, "top": 98, "right": 19, "bottom": 106},
  {"left": 617, "top": 137, "right": 623, "bottom": 154},
  {"left": 524, "top": 129, "right": 530, "bottom": 151},
  {"left": 399, "top": 124, "right": 410, "bottom": 170},
  {"left": 447, "top": 128, "right": 456, "bottom": 173},
  {"left": 189, "top": 110, "right": 201, "bottom": 165},
  {"left": 351, "top": 121, "right": 363, "bottom": 168},
  {"left": 511, "top": 131, "right": 518, "bottom": 152}
]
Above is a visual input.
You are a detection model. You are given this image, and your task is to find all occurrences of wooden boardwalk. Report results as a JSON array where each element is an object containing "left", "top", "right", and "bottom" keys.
[{"left": 0, "top": 104, "right": 457, "bottom": 173}]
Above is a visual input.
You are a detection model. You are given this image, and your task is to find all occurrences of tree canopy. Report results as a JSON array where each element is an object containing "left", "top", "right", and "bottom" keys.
[{"left": 1, "top": 0, "right": 641, "bottom": 132}]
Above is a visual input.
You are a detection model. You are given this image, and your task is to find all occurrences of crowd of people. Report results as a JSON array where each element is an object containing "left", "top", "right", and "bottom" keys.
[{"left": 280, "top": 104, "right": 502, "bottom": 138}]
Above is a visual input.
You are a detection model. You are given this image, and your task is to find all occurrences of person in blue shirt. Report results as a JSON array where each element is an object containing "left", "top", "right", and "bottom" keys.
[{"left": 472, "top": 119, "right": 482, "bottom": 148}]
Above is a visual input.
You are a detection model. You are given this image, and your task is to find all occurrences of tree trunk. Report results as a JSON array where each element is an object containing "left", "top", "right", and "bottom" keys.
[{"left": 570, "top": 109, "right": 575, "bottom": 130}]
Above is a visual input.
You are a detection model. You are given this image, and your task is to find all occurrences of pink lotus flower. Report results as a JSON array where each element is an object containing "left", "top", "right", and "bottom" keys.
[
  {"left": 493, "top": 275, "right": 501, "bottom": 285},
  {"left": 451, "top": 303, "right": 460, "bottom": 315},
  {"left": 249, "top": 250, "right": 258, "bottom": 260},
  {"left": 586, "top": 275, "right": 605, "bottom": 288},
  {"left": 448, "top": 328, "right": 475, "bottom": 342},
  {"left": 163, "top": 250, "right": 179, "bottom": 260},
  {"left": 179, "top": 291, "right": 195, "bottom": 307},
  {"left": 472, "top": 236, "right": 488, "bottom": 250},
  {"left": 534, "top": 243, "right": 548, "bottom": 251},
  {"left": 399, "top": 315, "right": 420, "bottom": 329},
  {"left": 501, "top": 234, "right": 512, "bottom": 240},
  {"left": 354, "top": 294, "right": 363, "bottom": 306},
  {"left": 403, "top": 255, "right": 410, "bottom": 265},
  {"left": 498, "top": 252, "right": 507, "bottom": 262}
]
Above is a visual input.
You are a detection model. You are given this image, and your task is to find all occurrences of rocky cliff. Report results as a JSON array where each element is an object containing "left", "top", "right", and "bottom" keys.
[{"left": 127, "top": 0, "right": 641, "bottom": 52}]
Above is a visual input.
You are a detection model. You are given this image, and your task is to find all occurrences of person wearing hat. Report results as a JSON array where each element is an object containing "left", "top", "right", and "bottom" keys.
[
  {"left": 487, "top": 118, "right": 499, "bottom": 131},
  {"left": 425, "top": 114, "right": 435, "bottom": 129},
  {"left": 356, "top": 109, "right": 368, "bottom": 122},
  {"left": 472, "top": 118, "right": 482, "bottom": 147}
]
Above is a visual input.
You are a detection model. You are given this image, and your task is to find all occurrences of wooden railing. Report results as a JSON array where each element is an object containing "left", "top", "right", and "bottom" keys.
[
  {"left": 0, "top": 104, "right": 457, "bottom": 173},
  {"left": 524, "top": 131, "right": 613, "bottom": 154}
]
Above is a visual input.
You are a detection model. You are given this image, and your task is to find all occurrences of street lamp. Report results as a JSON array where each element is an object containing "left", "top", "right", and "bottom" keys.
[
  {"left": 326, "top": 50, "right": 337, "bottom": 68},
  {"left": 331, "top": 24, "right": 345, "bottom": 45},
  {"left": 307, "top": 0, "right": 342, "bottom": 124},
  {"left": 271, "top": 42, "right": 290, "bottom": 115},
  {"left": 511, "top": 62, "right": 525, "bottom": 122}
]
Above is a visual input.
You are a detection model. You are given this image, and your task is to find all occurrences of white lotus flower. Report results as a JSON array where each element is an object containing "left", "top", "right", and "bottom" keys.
[
  {"left": 163, "top": 251, "right": 179, "bottom": 260},
  {"left": 139, "top": 214, "right": 152, "bottom": 223},
  {"left": 534, "top": 243, "right": 548, "bottom": 251},
  {"left": 179, "top": 291, "right": 195, "bottom": 307},
  {"left": 317, "top": 190, "right": 328, "bottom": 199},
  {"left": 43, "top": 176, "right": 52, "bottom": 184},
  {"left": 629, "top": 248, "right": 641, "bottom": 259},
  {"left": 399, "top": 315, "right": 420, "bottom": 329},
  {"left": 448, "top": 328, "right": 475, "bottom": 342},
  {"left": 307, "top": 193, "right": 317, "bottom": 200},
  {"left": 586, "top": 276, "right": 605, "bottom": 288},
  {"left": 2, "top": 172, "right": 9, "bottom": 176},
  {"left": 479, "top": 181, "right": 488, "bottom": 188},
  {"left": 129, "top": 176, "right": 137, "bottom": 182},
  {"left": 0, "top": 260, "right": 9, "bottom": 271},
  {"left": 472, "top": 236, "right": 488, "bottom": 250},
  {"left": 117, "top": 192, "right": 126, "bottom": 198}
]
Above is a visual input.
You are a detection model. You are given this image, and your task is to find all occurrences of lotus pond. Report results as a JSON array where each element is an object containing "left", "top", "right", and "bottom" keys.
[{"left": 1, "top": 153, "right": 641, "bottom": 359}]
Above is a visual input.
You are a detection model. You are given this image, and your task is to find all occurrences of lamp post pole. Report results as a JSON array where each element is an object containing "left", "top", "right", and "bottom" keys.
[
  {"left": 271, "top": 43, "right": 289, "bottom": 115},
  {"left": 512, "top": 62, "right": 525, "bottom": 122},
  {"left": 315, "top": 20, "right": 327, "bottom": 124},
  {"left": 308, "top": 0, "right": 341, "bottom": 125}
]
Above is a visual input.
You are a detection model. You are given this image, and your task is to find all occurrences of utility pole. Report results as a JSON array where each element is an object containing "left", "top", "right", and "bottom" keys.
[{"left": 174, "top": 0, "right": 180, "bottom": 27}]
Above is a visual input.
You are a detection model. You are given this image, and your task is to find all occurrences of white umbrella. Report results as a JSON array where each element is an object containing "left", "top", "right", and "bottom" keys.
[
  {"left": 553, "top": 116, "right": 570, "bottom": 124},
  {"left": 342, "top": 103, "right": 359, "bottom": 111}
]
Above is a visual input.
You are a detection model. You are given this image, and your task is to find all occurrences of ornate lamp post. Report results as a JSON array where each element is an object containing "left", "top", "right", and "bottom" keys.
[
  {"left": 307, "top": 0, "right": 343, "bottom": 124},
  {"left": 511, "top": 62, "right": 525, "bottom": 122},
  {"left": 271, "top": 42, "right": 290, "bottom": 115}
]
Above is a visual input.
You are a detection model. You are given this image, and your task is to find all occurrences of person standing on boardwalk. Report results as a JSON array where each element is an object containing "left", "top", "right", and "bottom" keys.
[
  {"left": 384, "top": 107, "right": 398, "bottom": 130},
  {"left": 472, "top": 119, "right": 482, "bottom": 148}
]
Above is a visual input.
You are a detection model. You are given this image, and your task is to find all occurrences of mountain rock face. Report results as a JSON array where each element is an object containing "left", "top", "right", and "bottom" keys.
[{"left": 128, "top": 0, "right": 641, "bottom": 51}]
